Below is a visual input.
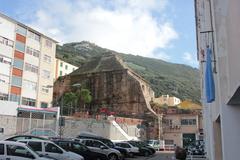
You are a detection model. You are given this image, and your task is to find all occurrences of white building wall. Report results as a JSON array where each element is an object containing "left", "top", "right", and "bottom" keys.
[
  {"left": 54, "top": 58, "right": 78, "bottom": 79},
  {"left": 0, "top": 16, "right": 15, "bottom": 41},
  {"left": 196, "top": 0, "right": 240, "bottom": 159},
  {"left": 0, "top": 44, "right": 13, "bottom": 58}
]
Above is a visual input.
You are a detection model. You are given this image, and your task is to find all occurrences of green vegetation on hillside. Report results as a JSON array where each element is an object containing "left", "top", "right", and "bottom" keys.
[{"left": 56, "top": 41, "right": 201, "bottom": 103}]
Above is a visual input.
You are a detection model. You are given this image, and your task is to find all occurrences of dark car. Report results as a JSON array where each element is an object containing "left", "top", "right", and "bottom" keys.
[
  {"left": 5, "top": 135, "right": 48, "bottom": 141},
  {"left": 77, "top": 133, "right": 129, "bottom": 158},
  {"left": 127, "top": 141, "right": 153, "bottom": 157},
  {"left": 132, "top": 140, "right": 156, "bottom": 154},
  {"left": 52, "top": 139, "right": 108, "bottom": 160}
]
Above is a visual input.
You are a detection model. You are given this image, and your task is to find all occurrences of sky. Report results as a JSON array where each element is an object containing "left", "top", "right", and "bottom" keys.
[{"left": 0, "top": 0, "right": 198, "bottom": 68}]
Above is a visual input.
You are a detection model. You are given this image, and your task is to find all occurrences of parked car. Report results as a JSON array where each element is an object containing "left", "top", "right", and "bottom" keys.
[
  {"left": 77, "top": 132, "right": 128, "bottom": 158},
  {"left": 77, "top": 133, "right": 129, "bottom": 157},
  {"left": 127, "top": 140, "right": 153, "bottom": 157},
  {"left": 146, "top": 139, "right": 160, "bottom": 150},
  {"left": 0, "top": 141, "right": 53, "bottom": 160},
  {"left": 53, "top": 139, "right": 108, "bottom": 160},
  {"left": 114, "top": 142, "right": 139, "bottom": 157},
  {"left": 18, "top": 139, "right": 84, "bottom": 160},
  {"left": 5, "top": 135, "right": 48, "bottom": 141},
  {"left": 79, "top": 138, "right": 122, "bottom": 160},
  {"left": 130, "top": 140, "right": 156, "bottom": 154}
]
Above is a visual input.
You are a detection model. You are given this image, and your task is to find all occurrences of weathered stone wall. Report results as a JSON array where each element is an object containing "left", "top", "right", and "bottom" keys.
[{"left": 68, "top": 69, "right": 152, "bottom": 118}]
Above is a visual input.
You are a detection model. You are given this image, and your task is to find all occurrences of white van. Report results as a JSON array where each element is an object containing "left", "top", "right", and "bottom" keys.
[
  {"left": 19, "top": 139, "right": 84, "bottom": 160},
  {"left": 0, "top": 141, "right": 52, "bottom": 160}
]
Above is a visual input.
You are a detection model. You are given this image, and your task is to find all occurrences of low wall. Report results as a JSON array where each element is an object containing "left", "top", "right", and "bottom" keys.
[{"left": 0, "top": 115, "right": 140, "bottom": 141}]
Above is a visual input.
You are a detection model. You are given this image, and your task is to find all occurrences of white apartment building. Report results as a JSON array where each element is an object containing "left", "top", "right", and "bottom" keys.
[
  {"left": 0, "top": 13, "right": 57, "bottom": 109},
  {"left": 195, "top": 0, "right": 240, "bottom": 159},
  {"left": 54, "top": 58, "right": 78, "bottom": 80}
]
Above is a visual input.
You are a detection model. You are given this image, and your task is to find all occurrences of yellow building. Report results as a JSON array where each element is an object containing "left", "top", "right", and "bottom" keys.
[{"left": 154, "top": 95, "right": 181, "bottom": 106}]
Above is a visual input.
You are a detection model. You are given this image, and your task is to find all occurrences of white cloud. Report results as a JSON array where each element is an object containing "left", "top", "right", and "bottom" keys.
[
  {"left": 28, "top": 0, "right": 178, "bottom": 58},
  {"left": 155, "top": 52, "right": 171, "bottom": 61},
  {"left": 183, "top": 52, "right": 198, "bottom": 67}
]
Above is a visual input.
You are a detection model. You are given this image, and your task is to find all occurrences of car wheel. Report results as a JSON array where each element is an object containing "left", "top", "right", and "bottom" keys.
[
  {"left": 129, "top": 152, "right": 134, "bottom": 158},
  {"left": 144, "top": 151, "right": 150, "bottom": 157},
  {"left": 108, "top": 153, "right": 118, "bottom": 160}
]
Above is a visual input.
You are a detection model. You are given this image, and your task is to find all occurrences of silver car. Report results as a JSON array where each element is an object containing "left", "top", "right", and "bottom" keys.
[{"left": 79, "top": 139, "right": 122, "bottom": 160}]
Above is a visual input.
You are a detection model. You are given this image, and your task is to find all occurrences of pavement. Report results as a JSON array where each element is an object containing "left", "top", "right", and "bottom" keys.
[{"left": 125, "top": 151, "right": 175, "bottom": 160}]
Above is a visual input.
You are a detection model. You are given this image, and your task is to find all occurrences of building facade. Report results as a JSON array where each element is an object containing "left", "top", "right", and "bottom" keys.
[
  {"left": 162, "top": 112, "right": 203, "bottom": 148},
  {"left": 54, "top": 58, "right": 78, "bottom": 80},
  {"left": 195, "top": 0, "right": 240, "bottom": 159},
  {"left": 150, "top": 101, "right": 203, "bottom": 147},
  {"left": 154, "top": 95, "right": 181, "bottom": 106},
  {"left": 0, "top": 13, "right": 57, "bottom": 109}
]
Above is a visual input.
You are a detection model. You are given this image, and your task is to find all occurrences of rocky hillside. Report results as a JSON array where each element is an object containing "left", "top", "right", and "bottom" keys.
[{"left": 56, "top": 41, "right": 201, "bottom": 103}]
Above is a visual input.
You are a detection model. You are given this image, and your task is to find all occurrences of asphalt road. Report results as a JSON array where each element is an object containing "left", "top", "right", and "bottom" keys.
[{"left": 126, "top": 152, "right": 175, "bottom": 160}]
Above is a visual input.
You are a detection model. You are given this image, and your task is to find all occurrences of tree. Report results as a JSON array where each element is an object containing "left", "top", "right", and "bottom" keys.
[
  {"left": 63, "top": 92, "right": 78, "bottom": 115},
  {"left": 77, "top": 88, "right": 92, "bottom": 112}
]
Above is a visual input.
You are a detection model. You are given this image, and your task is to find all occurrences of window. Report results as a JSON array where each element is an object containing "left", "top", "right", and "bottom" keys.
[
  {"left": 7, "top": 145, "right": 34, "bottom": 158},
  {"left": 25, "top": 63, "right": 39, "bottom": 74},
  {"left": 41, "top": 102, "right": 48, "bottom": 108},
  {"left": 45, "top": 39, "right": 52, "bottom": 48},
  {"left": 45, "top": 143, "right": 63, "bottom": 153},
  {"left": 10, "top": 94, "right": 20, "bottom": 103},
  {"left": 60, "top": 71, "right": 63, "bottom": 76},
  {"left": 11, "top": 76, "right": 22, "bottom": 87},
  {"left": 41, "top": 86, "right": 49, "bottom": 93},
  {"left": 16, "top": 25, "right": 27, "bottom": 36},
  {"left": 57, "top": 142, "right": 69, "bottom": 150},
  {"left": 165, "top": 119, "right": 173, "bottom": 126},
  {"left": 165, "top": 140, "right": 174, "bottom": 145},
  {"left": 28, "top": 31, "right": 40, "bottom": 42},
  {"left": 43, "top": 54, "right": 51, "bottom": 63},
  {"left": 22, "top": 97, "right": 36, "bottom": 107},
  {"left": 0, "top": 144, "right": 4, "bottom": 155},
  {"left": 13, "top": 58, "right": 23, "bottom": 69},
  {"left": 23, "top": 80, "right": 37, "bottom": 91},
  {"left": 0, "top": 55, "right": 11, "bottom": 65},
  {"left": 42, "top": 70, "right": 50, "bottom": 79},
  {"left": 0, "top": 92, "right": 8, "bottom": 101},
  {"left": 28, "top": 142, "right": 42, "bottom": 151},
  {"left": 15, "top": 41, "right": 25, "bottom": 52},
  {"left": 60, "top": 62, "right": 63, "bottom": 67},
  {"left": 65, "top": 65, "right": 68, "bottom": 70},
  {"left": 181, "top": 119, "right": 196, "bottom": 125},
  {"left": 92, "top": 141, "right": 104, "bottom": 148},
  {"left": 73, "top": 143, "right": 88, "bottom": 152},
  {"left": 0, "top": 36, "right": 14, "bottom": 47},
  {"left": 119, "top": 143, "right": 131, "bottom": 148},
  {"left": 26, "top": 46, "right": 40, "bottom": 58}
]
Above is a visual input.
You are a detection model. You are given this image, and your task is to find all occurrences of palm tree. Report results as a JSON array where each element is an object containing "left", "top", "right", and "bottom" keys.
[{"left": 63, "top": 92, "right": 78, "bottom": 115}]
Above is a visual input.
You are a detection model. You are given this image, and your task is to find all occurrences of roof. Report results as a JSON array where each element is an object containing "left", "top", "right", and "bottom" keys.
[
  {"left": 0, "top": 141, "right": 27, "bottom": 146},
  {"left": 0, "top": 12, "right": 58, "bottom": 43},
  {"left": 177, "top": 100, "right": 202, "bottom": 110},
  {"left": 70, "top": 54, "right": 126, "bottom": 76}
]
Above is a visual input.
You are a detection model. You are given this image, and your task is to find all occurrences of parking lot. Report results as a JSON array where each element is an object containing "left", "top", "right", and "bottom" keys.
[{"left": 126, "top": 152, "right": 175, "bottom": 160}]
